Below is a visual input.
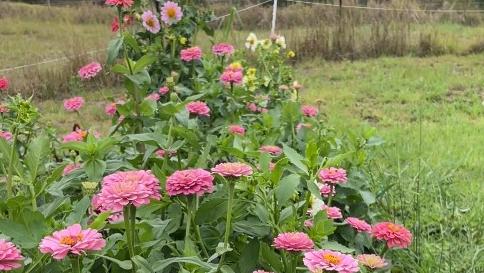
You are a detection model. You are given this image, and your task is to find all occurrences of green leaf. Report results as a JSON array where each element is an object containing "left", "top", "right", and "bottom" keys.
[
  {"left": 132, "top": 255, "right": 155, "bottom": 273},
  {"left": 307, "top": 180, "right": 323, "bottom": 200},
  {"left": 0, "top": 210, "right": 48, "bottom": 249},
  {"left": 89, "top": 212, "right": 111, "bottom": 230},
  {"left": 133, "top": 54, "right": 157, "bottom": 74},
  {"left": 259, "top": 242, "right": 283, "bottom": 273},
  {"left": 94, "top": 254, "right": 132, "bottom": 270},
  {"left": 111, "top": 64, "right": 130, "bottom": 74},
  {"left": 195, "top": 198, "right": 227, "bottom": 224},
  {"left": 66, "top": 196, "right": 91, "bottom": 225},
  {"left": 308, "top": 211, "right": 336, "bottom": 241},
  {"left": 84, "top": 159, "right": 106, "bottom": 181},
  {"left": 152, "top": 257, "right": 216, "bottom": 271},
  {"left": 319, "top": 241, "right": 356, "bottom": 253},
  {"left": 233, "top": 219, "right": 270, "bottom": 237},
  {"left": 238, "top": 239, "right": 259, "bottom": 273},
  {"left": 107, "top": 36, "right": 123, "bottom": 65},
  {"left": 282, "top": 144, "right": 308, "bottom": 174},
  {"left": 275, "top": 174, "right": 300, "bottom": 206},
  {"left": 126, "top": 70, "right": 151, "bottom": 86},
  {"left": 139, "top": 99, "right": 157, "bottom": 116},
  {"left": 24, "top": 134, "right": 50, "bottom": 181}
]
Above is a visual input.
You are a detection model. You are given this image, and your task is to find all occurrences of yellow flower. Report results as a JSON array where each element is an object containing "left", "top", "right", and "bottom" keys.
[
  {"left": 260, "top": 39, "right": 272, "bottom": 49},
  {"left": 228, "top": 62, "right": 243, "bottom": 71},
  {"left": 179, "top": 37, "right": 187, "bottom": 45},
  {"left": 287, "top": 50, "right": 296, "bottom": 58},
  {"left": 247, "top": 68, "right": 257, "bottom": 76}
]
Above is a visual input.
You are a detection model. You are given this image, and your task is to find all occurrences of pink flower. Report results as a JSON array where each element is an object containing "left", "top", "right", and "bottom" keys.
[
  {"left": 0, "top": 77, "right": 9, "bottom": 91},
  {"left": 320, "top": 183, "right": 335, "bottom": 198},
  {"left": 323, "top": 205, "right": 343, "bottom": 220},
  {"left": 111, "top": 17, "right": 119, "bottom": 32},
  {"left": 186, "top": 101, "right": 210, "bottom": 117},
  {"left": 154, "top": 149, "right": 165, "bottom": 158},
  {"left": 104, "top": 102, "right": 117, "bottom": 116},
  {"left": 303, "top": 250, "right": 359, "bottom": 273},
  {"left": 63, "top": 163, "right": 81, "bottom": 176},
  {"left": 142, "top": 10, "right": 161, "bottom": 34},
  {"left": 98, "top": 170, "right": 161, "bottom": 212},
  {"left": 39, "top": 224, "right": 105, "bottom": 260},
  {"left": 180, "top": 47, "right": 202, "bottom": 62},
  {"left": 147, "top": 93, "right": 160, "bottom": 101},
  {"left": 259, "top": 145, "right": 282, "bottom": 156},
  {"left": 105, "top": 0, "right": 133, "bottom": 8},
  {"left": 372, "top": 222, "right": 412, "bottom": 249},
  {"left": 63, "top": 97, "right": 85, "bottom": 112},
  {"left": 357, "top": 254, "right": 387, "bottom": 269},
  {"left": 0, "top": 240, "right": 23, "bottom": 271},
  {"left": 62, "top": 130, "right": 86, "bottom": 143},
  {"left": 166, "top": 169, "right": 214, "bottom": 196},
  {"left": 253, "top": 271, "right": 274, "bottom": 273},
  {"left": 228, "top": 124, "right": 245, "bottom": 136},
  {"left": 346, "top": 217, "right": 371, "bottom": 233},
  {"left": 90, "top": 194, "right": 123, "bottom": 224},
  {"left": 0, "top": 104, "right": 9, "bottom": 113},
  {"left": 296, "top": 123, "right": 312, "bottom": 131},
  {"left": 212, "top": 43, "right": 235, "bottom": 57},
  {"left": 78, "top": 62, "right": 102, "bottom": 80},
  {"left": 211, "top": 162, "right": 253, "bottom": 178},
  {"left": 304, "top": 220, "right": 314, "bottom": 228},
  {"left": 161, "top": 1, "right": 183, "bottom": 25},
  {"left": 0, "top": 130, "right": 12, "bottom": 141},
  {"left": 273, "top": 232, "right": 314, "bottom": 252},
  {"left": 301, "top": 105, "right": 319, "bottom": 117},
  {"left": 159, "top": 86, "right": 170, "bottom": 95},
  {"left": 318, "top": 167, "right": 347, "bottom": 184},
  {"left": 220, "top": 69, "right": 243, "bottom": 86},
  {"left": 247, "top": 103, "right": 258, "bottom": 112}
]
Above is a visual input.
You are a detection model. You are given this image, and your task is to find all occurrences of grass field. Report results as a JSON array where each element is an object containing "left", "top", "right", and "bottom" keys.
[{"left": 1, "top": 2, "right": 483, "bottom": 272}]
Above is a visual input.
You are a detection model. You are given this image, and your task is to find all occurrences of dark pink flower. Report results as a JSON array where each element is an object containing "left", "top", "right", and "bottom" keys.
[
  {"left": 111, "top": 17, "right": 119, "bottom": 32},
  {"left": 259, "top": 145, "right": 282, "bottom": 156},
  {"left": 346, "top": 217, "right": 371, "bottom": 233},
  {"left": 273, "top": 232, "right": 314, "bottom": 252},
  {"left": 303, "top": 250, "right": 359, "bottom": 273},
  {"left": 0, "top": 77, "right": 9, "bottom": 91},
  {"left": 104, "top": 102, "right": 117, "bottom": 116},
  {"left": 158, "top": 86, "right": 170, "bottom": 95},
  {"left": 180, "top": 47, "right": 202, "bottom": 62},
  {"left": 220, "top": 69, "right": 243, "bottom": 86},
  {"left": 62, "top": 130, "right": 86, "bottom": 143},
  {"left": 372, "top": 222, "right": 412, "bottom": 248},
  {"left": 166, "top": 169, "right": 214, "bottom": 196},
  {"left": 63, "top": 97, "right": 85, "bottom": 112},
  {"left": 301, "top": 105, "right": 319, "bottom": 117},
  {"left": 247, "top": 103, "right": 258, "bottom": 112},
  {"left": 63, "top": 163, "right": 81, "bottom": 176},
  {"left": 186, "top": 101, "right": 210, "bottom": 117},
  {"left": 78, "top": 62, "right": 102, "bottom": 80},
  {"left": 154, "top": 149, "right": 165, "bottom": 158},
  {"left": 318, "top": 167, "right": 347, "bottom": 184},
  {"left": 0, "top": 130, "right": 12, "bottom": 141},
  {"left": 323, "top": 205, "right": 342, "bottom": 220},
  {"left": 212, "top": 43, "right": 235, "bottom": 57},
  {"left": 105, "top": 0, "right": 133, "bottom": 8},
  {"left": 0, "top": 239, "right": 23, "bottom": 271},
  {"left": 211, "top": 162, "right": 253, "bottom": 178},
  {"left": 228, "top": 124, "right": 245, "bottom": 136},
  {"left": 320, "top": 183, "right": 335, "bottom": 198}
]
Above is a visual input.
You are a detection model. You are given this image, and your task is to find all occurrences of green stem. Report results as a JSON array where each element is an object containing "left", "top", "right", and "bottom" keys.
[
  {"left": 185, "top": 197, "right": 192, "bottom": 245},
  {"left": 70, "top": 256, "right": 81, "bottom": 273},
  {"left": 218, "top": 180, "right": 235, "bottom": 270},
  {"left": 123, "top": 205, "right": 136, "bottom": 273},
  {"left": 194, "top": 196, "right": 209, "bottom": 257}
]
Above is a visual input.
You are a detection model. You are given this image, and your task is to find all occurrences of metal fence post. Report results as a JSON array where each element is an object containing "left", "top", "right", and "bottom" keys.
[{"left": 271, "top": 0, "right": 279, "bottom": 35}]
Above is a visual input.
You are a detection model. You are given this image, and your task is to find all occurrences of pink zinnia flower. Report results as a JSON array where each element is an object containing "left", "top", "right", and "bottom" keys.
[
  {"left": 0, "top": 130, "right": 12, "bottom": 141},
  {"left": 303, "top": 250, "right": 359, "bottom": 273},
  {"left": 62, "top": 130, "right": 86, "bottom": 143},
  {"left": 104, "top": 102, "right": 117, "bottom": 116},
  {"left": 64, "top": 97, "right": 85, "bottom": 112},
  {"left": 166, "top": 169, "right": 214, "bottom": 196},
  {"left": 147, "top": 93, "right": 160, "bottom": 101},
  {"left": 346, "top": 217, "right": 371, "bottom": 233},
  {"left": 372, "top": 222, "right": 412, "bottom": 249},
  {"left": 0, "top": 77, "right": 9, "bottom": 92},
  {"left": 186, "top": 101, "right": 210, "bottom": 117},
  {"left": 180, "top": 47, "right": 202, "bottom": 62},
  {"left": 39, "top": 224, "right": 105, "bottom": 260},
  {"left": 212, "top": 43, "right": 235, "bottom": 57},
  {"left": 154, "top": 149, "right": 165, "bottom": 158},
  {"left": 211, "top": 162, "right": 253, "bottom": 178},
  {"left": 247, "top": 103, "right": 258, "bottom": 112},
  {"left": 159, "top": 86, "right": 169, "bottom": 95},
  {"left": 0, "top": 240, "right": 23, "bottom": 271},
  {"left": 78, "top": 62, "right": 102, "bottom": 80},
  {"left": 0, "top": 104, "right": 9, "bottom": 113},
  {"left": 98, "top": 170, "right": 161, "bottom": 212},
  {"left": 220, "top": 69, "right": 243, "bottom": 86},
  {"left": 318, "top": 167, "right": 347, "bottom": 184},
  {"left": 357, "top": 254, "right": 387, "bottom": 269},
  {"left": 302, "top": 105, "right": 319, "bottom": 117},
  {"left": 320, "top": 183, "right": 335, "bottom": 198},
  {"left": 323, "top": 205, "right": 343, "bottom": 220},
  {"left": 63, "top": 163, "right": 81, "bottom": 176},
  {"left": 105, "top": 0, "right": 133, "bottom": 8},
  {"left": 111, "top": 17, "right": 119, "bottom": 32},
  {"left": 142, "top": 10, "right": 161, "bottom": 34},
  {"left": 90, "top": 194, "right": 123, "bottom": 224},
  {"left": 259, "top": 145, "right": 282, "bottom": 156},
  {"left": 304, "top": 220, "right": 314, "bottom": 228},
  {"left": 273, "top": 232, "right": 314, "bottom": 252},
  {"left": 161, "top": 1, "right": 183, "bottom": 25},
  {"left": 228, "top": 124, "right": 245, "bottom": 136}
]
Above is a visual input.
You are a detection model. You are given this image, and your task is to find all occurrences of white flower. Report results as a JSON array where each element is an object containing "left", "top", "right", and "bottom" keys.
[
  {"left": 259, "top": 39, "right": 272, "bottom": 50},
  {"left": 245, "top": 33, "right": 258, "bottom": 51},
  {"left": 275, "top": 35, "right": 286, "bottom": 49}
]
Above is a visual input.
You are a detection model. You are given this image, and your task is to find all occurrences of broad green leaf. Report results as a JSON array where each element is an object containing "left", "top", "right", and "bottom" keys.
[
  {"left": 319, "top": 241, "right": 356, "bottom": 253},
  {"left": 308, "top": 211, "right": 336, "bottom": 241},
  {"left": 0, "top": 210, "right": 48, "bottom": 249},
  {"left": 282, "top": 144, "right": 308, "bottom": 174},
  {"left": 307, "top": 180, "right": 323, "bottom": 200},
  {"left": 259, "top": 242, "right": 283, "bottom": 273},
  {"left": 84, "top": 159, "right": 106, "bottom": 181},
  {"left": 152, "top": 257, "right": 217, "bottom": 271},
  {"left": 66, "top": 196, "right": 91, "bottom": 225},
  {"left": 111, "top": 64, "right": 130, "bottom": 74},
  {"left": 94, "top": 254, "right": 132, "bottom": 270},
  {"left": 89, "top": 212, "right": 111, "bottom": 230},
  {"left": 139, "top": 99, "right": 157, "bottom": 116},
  {"left": 132, "top": 255, "right": 154, "bottom": 273},
  {"left": 24, "top": 134, "right": 50, "bottom": 180},
  {"left": 275, "top": 174, "right": 300, "bottom": 206},
  {"left": 238, "top": 239, "right": 259, "bottom": 273},
  {"left": 133, "top": 54, "right": 157, "bottom": 74},
  {"left": 195, "top": 198, "right": 227, "bottom": 224},
  {"left": 107, "top": 36, "right": 123, "bottom": 65}
]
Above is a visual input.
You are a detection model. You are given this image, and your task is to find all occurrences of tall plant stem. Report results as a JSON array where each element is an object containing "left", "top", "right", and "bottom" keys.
[
  {"left": 6, "top": 127, "right": 18, "bottom": 219},
  {"left": 124, "top": 204, "right": 136, "bottom": 273},
  {"left": 184, "top": 197, "right": 192, "bottom": 246},
  {"left": 70, "top": 256, "right": 81, "bottom": 273},
  {"left": 194, "top": 196, "right": 209, "bottom": 257},
  {"left": 218, "top": 180, "right": 235, "bottom": 270}
]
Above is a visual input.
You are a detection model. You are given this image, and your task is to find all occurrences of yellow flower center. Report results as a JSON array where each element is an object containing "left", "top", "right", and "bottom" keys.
[
  {"left": 387, "top": 223, "right": 401, "bottom": 232},
  {"left": 167, "top": 7, "right": 177, "bottom": 18},
  {"left": 323, "top": 253, "right": 342, "bottom": 265},
  {"left": 146, "top": 18, "right": 155, "bottom": 28},
  {"left": 60, "top": 234, "right": 83, "bottom": 246}
]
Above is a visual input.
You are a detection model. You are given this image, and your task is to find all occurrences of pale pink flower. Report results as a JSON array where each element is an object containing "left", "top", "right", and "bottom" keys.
[
  {"left": 62, "top": 130, "right": 86, "bottom": 143},
  {"left": 186, "top": 101, "right": 210, "bottom": 117},
  {"left": 318, "top": 167, "right": 347, "bottom": 184},
  {"left": 142, "top": 10, "right": 161, "bottom": 34},
  {"left": 104, "top": 102, "right": 117, "bottom": 116},
  {"left": 0, "top": 77, "right": 9, "bottom": 91},
  {"left": 105, "top": 0, "right": 133, "bottom": 8},
  {"left": 64, "top": 97, "right": 85, "bottom": 112},
  {"left": 158, "top": 86, "right": 170, "bottom": 95},
  {"left": 180, "top": 47, "right": 202, "bottom": 62},
  {"left": 320, "top": 183, "right": 335, "bottom": 198},
  {"left": 247, "top": 103, "right": 258, "bottom": 112},
  {"left": 303, "top": 250, "right": 359, "bottom": 273},
  {"left": 78, "top": 62, "right": 102, "bottom": 80},
  {"left": 220, "top": 69, "right": 243, "bottom": 86},
  {"left": 0, "top": 104, "right": 9, "bottom": 113},
  {"left": 0, "top": 130, "right": 12, "bottom": 141},
  {"left": 228, "top": 124, "right": 245, "bottom": 136},
  {"left": 273, "top": 232, "right": 314, "bottom": 252},
  {"left": 259, "top": 145, "right": 282, "bottom": 156},
  {"left": 161, "top": 1, "right": 183, "bottom": 25},
  {"left": 304, "top": 220, "right": 314, "bottom": 228},
  {"left": 90, "top": 194, "right": 123, "bottom": 224},
  {"left": 0, "top": 240, "right": 23, "bottom": 271},
  {"left": 63, "top": 163, "right": 81, "bottom": 176},
  {"left": 98, "top": 170, "right": 161, "bottom": 212},
  {"left": 111, "top": 16, "right": 119, "bottom": 32},
  {"left": 372, "top": 222, "right": 412, "bottom": 249},
  {"left": 357, "top": 254, "right": 387, "bottom": 269},
  {"left": 39, "top": 224, "right": 105, "bottom": 260},
  {"left": 323, "top": 205, "right": 343, "bottom": 220},
  {"left": 301, "top": 105, "right": 319, "bottom": 117},
  {"left": 212, "top": 43, "right": 235, "bottom": 57},
  {"left": 147, "top": 93, "right": 160, "bottom": 101},
  {"left": 166, "top": 169, "right": 214, "bottom": 196},
  {"left": 296, "top": 123, "right": 312, "bottom": 131},
  {"left": 154, "top": 149, "right": 166, "bottom": 158},
  {"left": 211, "top": 162, "right": 253, "bottom": 178},
  {"left": 346, "top": 217, "right": 371, "bottom": 233}
]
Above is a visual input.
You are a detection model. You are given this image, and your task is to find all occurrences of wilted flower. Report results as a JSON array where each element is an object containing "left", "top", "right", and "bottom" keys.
[
  {"left": 158, "top": 86, "right": 169, "bottom": 95},
  {"left": 166, "top": 169, "right": 214, "bottom": 196},
  {"left": 39, "top": 224, "right": 105, "bottom": 260},
  {"left": 372, "top": 222, "right": 412, "bottom": 249},
  {"left": 104, "top": 102, "right": 117, "bottom": 116},
  {"left": 0, "top": 130, "right": 12, "bottom": 141},
  {"left": 346, "top": 217, "right": 371, "bottom": 233},
  {"left": 275, "top": 35, "right": 286, "bottom": 49},
  {"left": 63, "top": 97, "right": 85, "bottom": 112},
  {"left": 273, "top": 232, "right": 314, "bottom": 252},
  {"left": 0, "top": 239, "right": 23, "bottom": 271},
  {"left": 78, "top": 62, "right": 102, "bottom": 80},
  {"left": 142, "top": 10, "right": 161, "bottom": 34},
  {"left": 154, "top": 149, "right": 165, "bottom": 158},
  {"left": 259, "top": 145, "right": 282, "bottom": 156},
  {"left": 245, "top": 33, "right": 258, "bottom": 51},
  {"left": 211, "top": 162, "right": 253, "bottom": 178},
  {"left": 228, "top": 124, "right": 245, "bottom": 136},
  {"left": 0, "top": 104, "right": 9, "bottom": 113},
  {"left": 253, "top": 270, "right": 274, "bottom": 273},
  {"left": 161, "top": 1, "right": 183, "bottom": 25},
  {"left": 212, "top": 43, "right": 235, "bottom": 57},
  {"left": 0, "top": 77, "right": 9, "bottom": 91},
  {"left": 259, "top": 39, "right": 272, "bottom": 49},
  {"left": 303, "top": 250, "right": 359, "bottom": 273},
  {"left": 319, "top": 183, "right": 335, "bottom": 198},
  {"left": 357, "top": 254, "right": 387, "bottom": 269},
  {"left": 186, "top": 101, "right": 210, "bottom": 117},
  {"left": 180, "top": 47, "right": 202, "bottom": 62},
  {"left": 302, "top": 105, "right": 319, "bottom": 117},
  {"left": 105, "top": 0, "right": 133, "bottom": 8},
  {"left": 319, "top": 167, "right": 347, "bottom": 184},
  {"left": 292, "top": 80, "right": 303, "bottom": 90},
  {"left": 63, "top": 163, "right": 81, "bottom": 176}
]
